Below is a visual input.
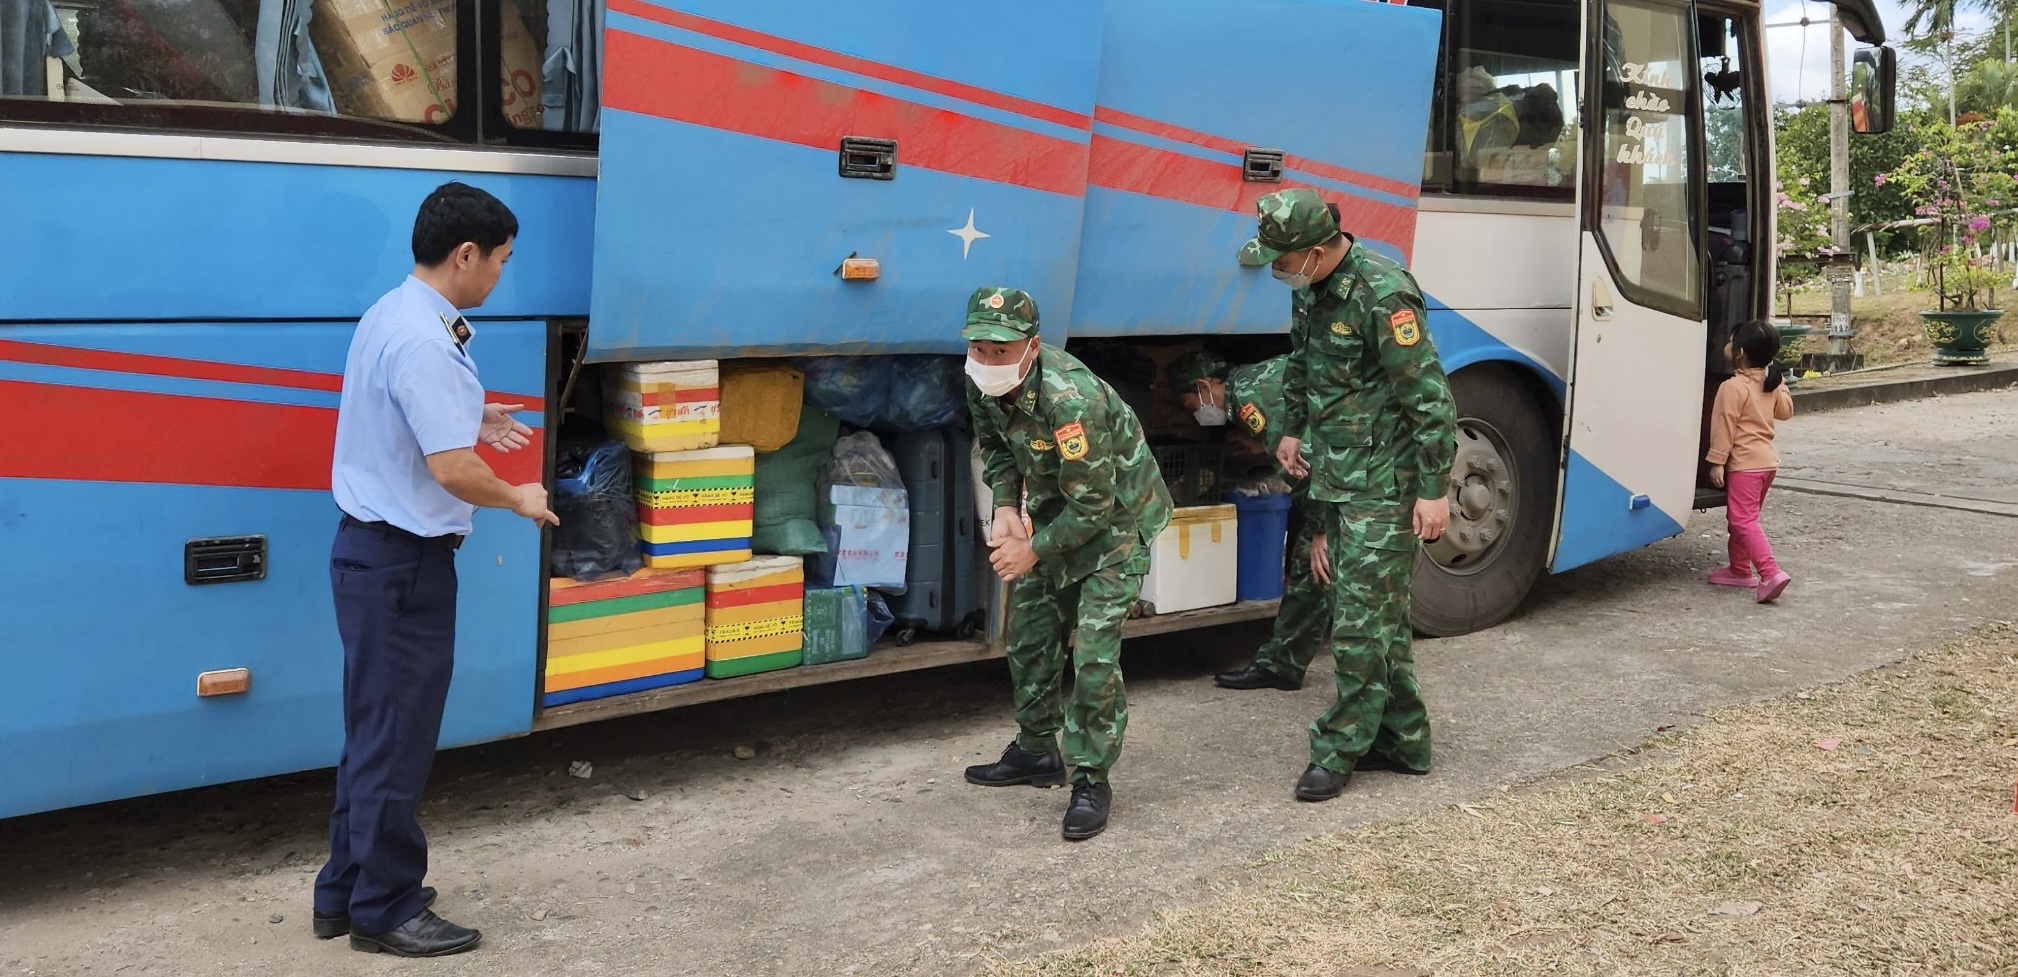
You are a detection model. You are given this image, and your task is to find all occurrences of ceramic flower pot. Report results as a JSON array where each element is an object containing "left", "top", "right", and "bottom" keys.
[{"left": 1917, "top": 309, "right": 2001, "bottom": 366}]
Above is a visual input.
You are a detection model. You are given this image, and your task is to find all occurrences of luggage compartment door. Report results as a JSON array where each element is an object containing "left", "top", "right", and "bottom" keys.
[
  {"left": 1069, "top": 0, "right": 1441, "bottom": 337},
  {"left": 588, "top": 0, "right": 1105, "bottom": 361}
]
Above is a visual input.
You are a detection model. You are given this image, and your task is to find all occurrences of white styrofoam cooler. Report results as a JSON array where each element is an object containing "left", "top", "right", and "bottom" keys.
[{"left": 1139, "top": 504, "right": 1238, "bottom": 614}]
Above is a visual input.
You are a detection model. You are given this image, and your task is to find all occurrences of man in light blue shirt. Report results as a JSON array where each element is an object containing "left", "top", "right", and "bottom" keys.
[{"left": 314, "top": 182, "right": 556, "bottom": 958}]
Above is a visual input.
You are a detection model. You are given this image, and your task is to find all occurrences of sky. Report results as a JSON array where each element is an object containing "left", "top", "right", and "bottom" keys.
[{"left": 1762, "top": 0, "right": 1990, "bottom": 105}]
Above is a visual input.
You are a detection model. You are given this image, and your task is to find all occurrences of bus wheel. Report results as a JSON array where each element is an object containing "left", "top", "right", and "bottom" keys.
[{"left": 1410, "top": 366, "right": 1555, "bottom": 637}]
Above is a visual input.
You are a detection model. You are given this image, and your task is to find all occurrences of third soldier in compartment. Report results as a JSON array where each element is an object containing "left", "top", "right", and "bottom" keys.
[
  {"left": 1240, "top": 189, "right": 1458, "bottom": 802},
  {"left": 1164, "top": 351, "right": 1327, "bottom": 694},
  {"left": 960, "top": 286, "right": 1173, "bottom": 841}
]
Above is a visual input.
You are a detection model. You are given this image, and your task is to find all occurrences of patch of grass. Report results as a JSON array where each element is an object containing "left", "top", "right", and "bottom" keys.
[
  {"left": 1784, "top": 285, "right": 2016, "bottom": 367},
  {"left": 988, "top": 625, "right": 2018, "bottom": 977}
]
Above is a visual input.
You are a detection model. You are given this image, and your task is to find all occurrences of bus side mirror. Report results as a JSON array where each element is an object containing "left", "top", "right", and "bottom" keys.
[{"left": 1851, "top": 46, "right": 1896, "bottom": 135}]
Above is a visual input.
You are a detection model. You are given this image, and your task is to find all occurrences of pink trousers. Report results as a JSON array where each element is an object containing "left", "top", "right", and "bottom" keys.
[{"left": 1725, "top": 468, "right": 1780, "bottom": 577}]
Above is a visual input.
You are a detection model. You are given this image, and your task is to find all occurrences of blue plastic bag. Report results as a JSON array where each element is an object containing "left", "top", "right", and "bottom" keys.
[
  {"left": 797, "top": 355, "right": 891, "bottom": 428},
  {"left": 880, "top": 355, "right": 966, "bottom": 431}
]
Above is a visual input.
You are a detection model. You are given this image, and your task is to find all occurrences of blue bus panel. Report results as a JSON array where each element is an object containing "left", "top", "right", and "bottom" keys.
[{"left": 586, "top": 0, "right": 1106, "bottom": 359}]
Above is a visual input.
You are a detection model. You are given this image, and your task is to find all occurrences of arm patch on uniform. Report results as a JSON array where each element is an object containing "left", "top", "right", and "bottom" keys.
[
  {"left": 1055, "top": 422, "right": 1089, "bottom": 461},
  {"left": 1239, "top": 402, "right": 1266, "bottom": 434},
  {"left": 1389, "top": 308, "right": 1422, "bottom": 347}
]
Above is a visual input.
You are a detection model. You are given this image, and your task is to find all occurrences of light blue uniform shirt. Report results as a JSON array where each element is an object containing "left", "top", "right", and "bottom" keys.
[{"left": 332, "top": 276, "right": 485, "bottom": 537}]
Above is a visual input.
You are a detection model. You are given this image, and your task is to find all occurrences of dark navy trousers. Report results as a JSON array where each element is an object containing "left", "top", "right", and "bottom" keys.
[{"left": 314, "top": 520, "right": 459, "bottom": 934}]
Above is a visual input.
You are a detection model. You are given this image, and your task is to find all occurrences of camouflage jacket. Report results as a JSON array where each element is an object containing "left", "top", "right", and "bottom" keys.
[
  {"left": 1281, "top": 242, "right": 1458, "bottom": 504},
  {"left": 971, "top": 345, "right": 1174, "bottom": 585},
  {"left": 1226, "top": 355, "right": 1310, "bottom": 504}
]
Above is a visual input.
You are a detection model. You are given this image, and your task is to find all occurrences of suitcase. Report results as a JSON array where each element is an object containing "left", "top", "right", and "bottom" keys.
[{"left": 883, "top": 428, "right": 986, "bottom": 644}]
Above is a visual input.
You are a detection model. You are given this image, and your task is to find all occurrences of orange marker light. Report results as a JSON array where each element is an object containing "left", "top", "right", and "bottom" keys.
[
  {"left": 197, "top": 668, "right": 251, "bottom": 697},
  {"left": 840, "top": 257, "right": 881, "bottom": 281}
]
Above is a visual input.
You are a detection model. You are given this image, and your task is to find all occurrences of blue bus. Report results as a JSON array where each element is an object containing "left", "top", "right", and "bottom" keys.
[{"left": 0, "top": 0, "right": 1891, "bottom": 819}]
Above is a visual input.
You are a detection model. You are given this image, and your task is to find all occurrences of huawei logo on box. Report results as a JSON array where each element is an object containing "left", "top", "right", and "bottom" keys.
[{"left": 390, "top": 62, "right": 416, "bottom": 82}]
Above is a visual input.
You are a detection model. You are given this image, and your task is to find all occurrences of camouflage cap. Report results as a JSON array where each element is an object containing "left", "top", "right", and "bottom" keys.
[
  {"left": 1237, "top": 188, "right": 1339, "bottom": 267},
  {"left": 961, "top": 286, "right": 1041, "bottom": 342},
  {"left": 1166, "top": 351, "right": 1229, "bottom": 393}
]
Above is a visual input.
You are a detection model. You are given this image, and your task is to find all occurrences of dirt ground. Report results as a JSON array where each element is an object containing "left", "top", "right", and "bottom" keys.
[
  {"left": 989, "top": 625, "right": 2018, "bottom": 977},
  {"left": 3, "top": 390, "right": 2017, "bottom": 977}
]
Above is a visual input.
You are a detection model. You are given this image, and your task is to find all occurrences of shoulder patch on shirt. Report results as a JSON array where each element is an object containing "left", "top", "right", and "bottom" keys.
[
  {"left": 441, "top": 313, "right": 474, "bottom": 347},
  {"left": 1055, "top": 422, "right": 1088, "bottom": 462},
  {"left": 1388, "top": 308, "right": 1421, "bottom": 347},
  {"left": 1239, "top": 402, "right": 1266, "bottom": 434}
]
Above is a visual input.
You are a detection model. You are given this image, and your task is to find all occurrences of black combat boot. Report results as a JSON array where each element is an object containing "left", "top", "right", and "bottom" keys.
[
  {"left": 964, "top": 741, "right": 1067, "bottom": 787},
  {"left": 1061, "top": 781, "right": 1112, "bottom": 841},
  {"left": 1213, "top": 662, "right": 1302, "bottom": 691},
  {"left": 1294, "top": 764, "right": 1351, "bottom": 801}
]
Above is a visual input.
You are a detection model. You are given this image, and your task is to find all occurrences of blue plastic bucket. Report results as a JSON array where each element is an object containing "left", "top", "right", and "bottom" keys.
[{"left": 1230, "top": 493, "right": 1294, "bottom": 602}]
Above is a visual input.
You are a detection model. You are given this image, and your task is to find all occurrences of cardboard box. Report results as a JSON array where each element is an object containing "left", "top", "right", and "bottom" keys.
[{"left": 311, "top": 0, "right": 543, "bottom": 127}]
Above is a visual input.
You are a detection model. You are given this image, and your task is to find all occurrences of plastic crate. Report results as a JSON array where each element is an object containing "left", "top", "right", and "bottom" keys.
[{"left": 1152, "top": 444, "right": 1224, "bottom": 507}]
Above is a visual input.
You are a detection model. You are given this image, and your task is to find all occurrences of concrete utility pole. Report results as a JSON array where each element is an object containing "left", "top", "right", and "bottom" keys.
[{"left": 1827, "top": 8, "right": 1857, "bottom": 362}]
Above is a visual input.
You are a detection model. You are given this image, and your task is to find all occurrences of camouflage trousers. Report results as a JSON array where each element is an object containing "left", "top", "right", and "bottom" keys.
[
  {"left": 1005, "top": 550, "right": 1147, "bottom": 786},
  {"left": 1308, "top": 499, "right": 1432, "bottom": 774},
  {"left": 1252, "top": 498, "right": 1329, "bottom": 681}
]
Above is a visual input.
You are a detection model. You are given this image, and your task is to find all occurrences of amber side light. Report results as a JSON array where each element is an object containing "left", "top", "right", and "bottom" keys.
[{"left": 197, "top": 668, "right": 252, "bottom": 697}]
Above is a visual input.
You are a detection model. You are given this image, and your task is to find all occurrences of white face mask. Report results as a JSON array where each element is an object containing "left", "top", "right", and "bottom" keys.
[
  {"left": 1271, "top": 251, "right": 1319, "bottom": 289},
  {"left": 966, "top": 341, "right": 1034, "bottom": 397},
  {"left": 1192, "top": 384, "right": 1227, "bottom": 426}
]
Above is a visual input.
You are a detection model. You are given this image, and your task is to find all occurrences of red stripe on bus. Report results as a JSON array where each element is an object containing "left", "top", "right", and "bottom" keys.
[
  {"left": 606, "top": 0, "right": 1092, "bottom": 131},
  {"left": 0, "top": 339, "right": 547, "bottom": 413},
  {"left": 1086, "top": 136, "right": 1418, "bottom": 256},
  {"left": 704, "top": 582, "right": 807, "bottom": 608},
  {"left": 0, "top": 339, "right": 343, "bottom": 393},
  {"left": 0, "top": 381, "right": 541, "bottom": 489},
  {"left": 605, "top": 29, "right": 1088, "bottom": 198},
  {"left": 1092, "top": 106, "right": 1420, "bottom": 200}
]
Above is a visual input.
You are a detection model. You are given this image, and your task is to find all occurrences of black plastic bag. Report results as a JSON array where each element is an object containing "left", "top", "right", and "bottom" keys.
[{"left": 550, "top": 439, "right": 642, "bottom": 581}]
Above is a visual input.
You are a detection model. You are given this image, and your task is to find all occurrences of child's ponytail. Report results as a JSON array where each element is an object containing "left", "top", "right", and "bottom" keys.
[{"left": 1731, "top": 320, "right": 1784, "bottom": 391}]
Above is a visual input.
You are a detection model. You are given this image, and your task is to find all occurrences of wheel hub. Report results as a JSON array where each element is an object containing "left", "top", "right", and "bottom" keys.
[{"left": 1425, "top": 419, "right": 1518, "bottom": 574}]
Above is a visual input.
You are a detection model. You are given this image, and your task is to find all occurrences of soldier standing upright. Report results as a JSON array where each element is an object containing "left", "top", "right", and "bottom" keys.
[
  {"left": 1164, "top": 351, "right": 1326, "bottom": 692},
  {"left": 959, "top": 286, "right": 1173, "bottom": 841},
  {"left": 1238, "top": 189, "right": 1458, "bottom": 802}
]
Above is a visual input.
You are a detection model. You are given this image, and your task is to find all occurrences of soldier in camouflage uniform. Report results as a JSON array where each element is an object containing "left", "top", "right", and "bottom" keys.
[
  {"left": 1238, "top": 188, "right": 1459, "bottom": 802},
  {"left": 1165, "top": 351, "right": 1326, "bottom": 692},
  {"left": 958, "top": 286, "right": 1173, "bottom": 841}
]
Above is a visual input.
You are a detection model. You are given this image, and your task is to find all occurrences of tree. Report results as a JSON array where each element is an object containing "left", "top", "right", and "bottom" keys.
[{"left": 1773, "top": 103, "right": 1930, "bottom": 249}]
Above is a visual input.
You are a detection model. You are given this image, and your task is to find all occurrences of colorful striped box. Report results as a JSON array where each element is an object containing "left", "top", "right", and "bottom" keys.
[
  {"left": 606, "top": 360, "right": 721, "bottom": 453},
  {"left": 636, "top": 445, "right": 755, "bottom": 569},
  {"left": 705, "top": 556, "right": 805, "bottom": 679},
  {"left": 544, "top": 568, "right": 706, "bottom": 707}
]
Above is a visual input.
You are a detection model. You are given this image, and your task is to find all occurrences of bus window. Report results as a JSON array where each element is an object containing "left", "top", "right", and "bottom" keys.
[
  {"left": 0, "top": 0, "right": 548, "bottom": 142},
  {"left": 1415, "top": 0, "right": 1578, "bottom": 199},
  {"left": 1594, "top": 0, "right": 1702, "bottom": 320},
  {"left": 508, "top": 0, "right": 600, "bottom": 133}
]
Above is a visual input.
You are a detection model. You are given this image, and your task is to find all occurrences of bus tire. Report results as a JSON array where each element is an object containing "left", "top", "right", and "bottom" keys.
[{"left": 1409, "top": 365, "right": 1556, "bottom": 638}]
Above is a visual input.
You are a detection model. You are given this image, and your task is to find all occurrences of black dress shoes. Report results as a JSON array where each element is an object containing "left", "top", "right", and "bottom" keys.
[
  {"left": 1213, "top": 662, "right": 1302, "bottom": 691},
  {"left": 1294, "top": 764, "right": 1351, "bottom": 801},
  {"left": 349, "top": 908, "right": 481, "bottom": 957},
  {"left": 1061, "top": 782, "right": 1112, "bottom": 841},
  {"left": 313, "top": 886, "right": 437, "bottom": 939},
  {"left": 965, "top": 741, "right": 1068, "bottom": 787}
]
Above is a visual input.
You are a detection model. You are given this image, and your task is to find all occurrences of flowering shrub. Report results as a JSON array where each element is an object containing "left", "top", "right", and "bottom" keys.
[
  {"left": 1883, "top": 111, "right": 2018, "bottom": 310},
  {"left": 1775, "top": 175, "right": 1831, "bottom": 261}
]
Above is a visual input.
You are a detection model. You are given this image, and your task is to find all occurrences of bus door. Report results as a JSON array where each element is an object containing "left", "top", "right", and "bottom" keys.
[
  {"left": 586, "top": 0, "right": 1105, "bottom": 360},
  {"left": 1551, "top": 0, "right": 1706, "bottom": 572}
]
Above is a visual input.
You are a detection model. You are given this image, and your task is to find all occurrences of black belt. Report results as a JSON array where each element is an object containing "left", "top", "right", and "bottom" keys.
[{"left": 341, "top": 515, "right": 464, "bottom": 550}]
